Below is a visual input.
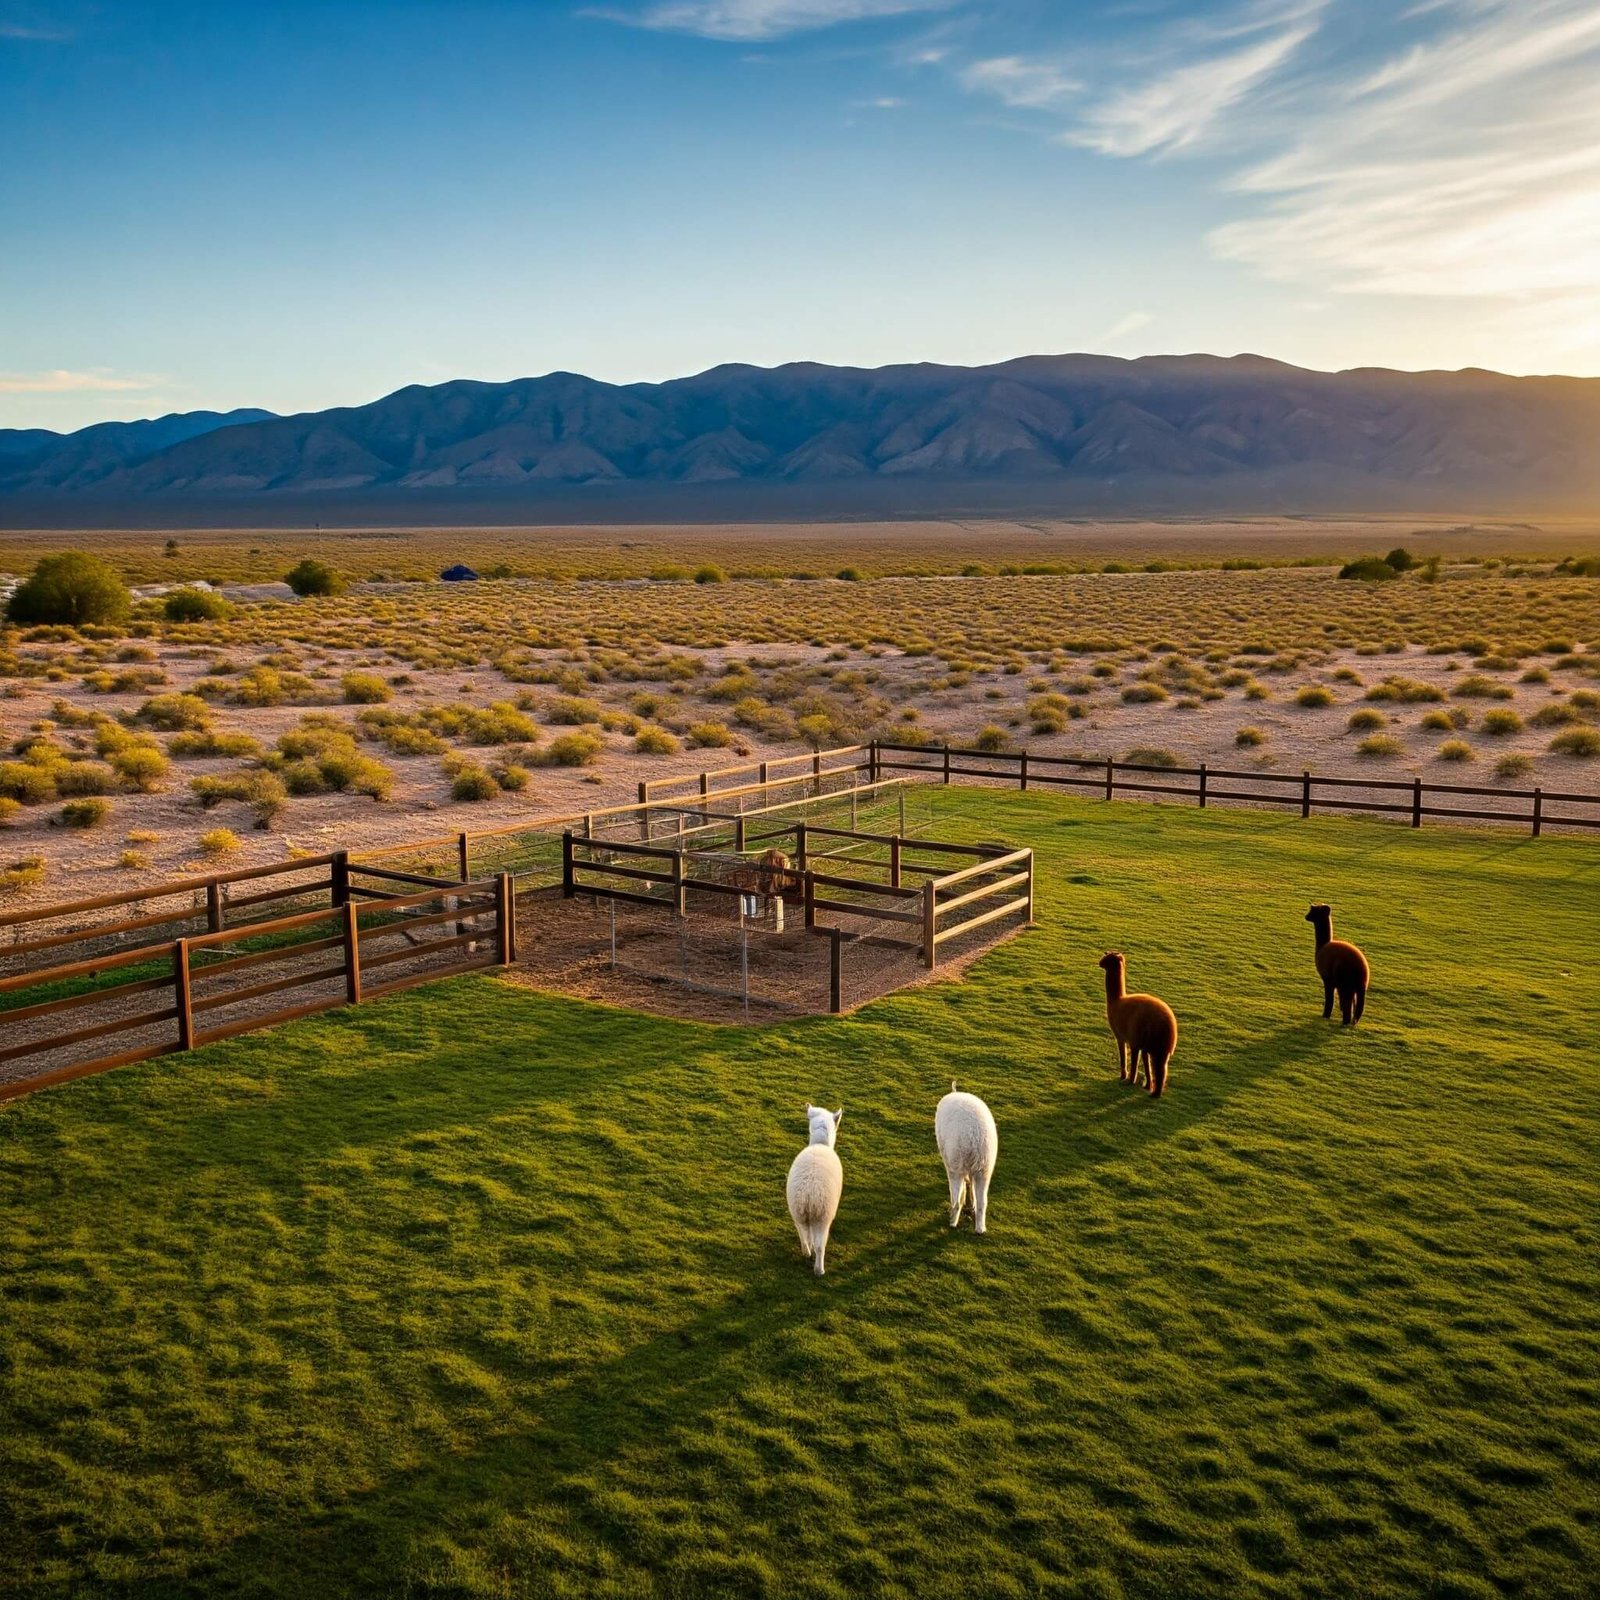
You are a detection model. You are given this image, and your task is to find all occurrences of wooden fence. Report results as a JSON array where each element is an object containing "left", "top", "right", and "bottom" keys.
[
  {"left": 563, "top": 822, "right": 1033, "bottom": 1012},
  {"left": 869, "top": 741, "right": 1600, "bottom": 835},
  {"left": 0, "top": 867, "right": 516, "bottom": 1104}
]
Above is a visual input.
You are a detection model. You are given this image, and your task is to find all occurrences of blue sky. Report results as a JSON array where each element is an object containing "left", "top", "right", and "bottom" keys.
[{"left": 3, "top": 0, "right": 1598, "bottom": 429}]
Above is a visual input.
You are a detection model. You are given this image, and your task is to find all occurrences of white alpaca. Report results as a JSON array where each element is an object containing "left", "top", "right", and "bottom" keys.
[
  {"left": 786, "top": 1104, "right": 843, "bottom": 1276},
  {"left": 935, "top": 1081, "right": 998, "bottom": 1233}
]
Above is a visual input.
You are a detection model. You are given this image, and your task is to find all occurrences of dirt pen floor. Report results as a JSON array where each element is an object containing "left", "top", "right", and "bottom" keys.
[{"left": 506, "top": 885, "right": 1024, "bottom": 1023}]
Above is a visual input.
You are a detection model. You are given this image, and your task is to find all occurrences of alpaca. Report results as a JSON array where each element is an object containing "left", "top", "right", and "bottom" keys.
[
  {"left": 1099, "top": 952, "right": 1178, "bottom": 1098},
  {"left": 935, "top": 1081, "right": 998, "bottom": 1233},
  {"left": 1305, "top": 903, "right": 1369, "bottom": 1025},
  {"left": 733, "top": 848, "right": 800, "bottom": 902},
  {"left": 786, "top": 1104, "right": 843, "bottom": 1276}
]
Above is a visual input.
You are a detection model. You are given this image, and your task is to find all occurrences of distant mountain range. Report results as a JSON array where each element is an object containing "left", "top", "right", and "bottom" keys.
[{"left": 3, "top": 356, "right": 1597, "bottom": 517}]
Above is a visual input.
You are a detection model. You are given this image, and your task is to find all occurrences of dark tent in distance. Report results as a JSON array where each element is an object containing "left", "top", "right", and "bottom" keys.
[{"left": 440, "top": 564, "right": 479, "bottom": 582}]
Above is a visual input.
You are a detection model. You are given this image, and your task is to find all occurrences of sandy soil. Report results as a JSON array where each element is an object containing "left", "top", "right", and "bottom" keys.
[{"left": 1, "top": 619, "right": 1593, "bottom": 908}]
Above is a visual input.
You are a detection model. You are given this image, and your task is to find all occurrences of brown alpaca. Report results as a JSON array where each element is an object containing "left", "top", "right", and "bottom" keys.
[
  {"left": 1098, "top": 952, "right": 1178, "bottom": 1098},
  {"left": 734, "top": 849, "right": 799, "bottom": 901},
  {"left": 1305, "top": 903, "right": 1369, "bottom": 1025}
]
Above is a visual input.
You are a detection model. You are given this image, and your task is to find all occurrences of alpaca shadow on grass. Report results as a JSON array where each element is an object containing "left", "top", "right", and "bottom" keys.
[{"left": 173, "top": 1178, "right": 960, "bottom": 1597}]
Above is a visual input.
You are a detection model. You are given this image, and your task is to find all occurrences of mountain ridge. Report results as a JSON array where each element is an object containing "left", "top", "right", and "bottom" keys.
[{"left": 3, "top": 355, "right": 1597, "bottom": 512}]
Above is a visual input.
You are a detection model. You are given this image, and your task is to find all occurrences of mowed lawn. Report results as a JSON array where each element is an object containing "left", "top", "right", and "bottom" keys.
[{"left": 2, "top": 793, "right": 1597, "bottom": 1600}]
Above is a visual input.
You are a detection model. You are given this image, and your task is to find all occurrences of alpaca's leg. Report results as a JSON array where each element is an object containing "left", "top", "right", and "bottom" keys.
[
  {"left": 971, "top": 1168, "right": 991, "bottom": 1235},
  {"left": 1339, "top": 989, "right": 1354, "bottom": 1026},
  {"left": 948, "top": 1171, "right": 967, "bottom": 1227},
  {"left": 812, "top": 1232, "right": 827, "bottom": 1276},
  {"left": 1116, "top": 1037, "right": 1129, "bottom": 1081},
  {"left": 1323, "top": 979, "right": 1335, "bottom": 1020},
  {"left": 1149, "top": 1050, "right": 1168, "bottom": 1098},
  {"left": 795, "top": 1220, "right": 813, "bottom": 1258},
  {"left": 1136, "top": 1050, "right": 1150, "bottom": 1089},
  {"left": 1354, "top": 986, "right": 1366, "bottom": 1023}
]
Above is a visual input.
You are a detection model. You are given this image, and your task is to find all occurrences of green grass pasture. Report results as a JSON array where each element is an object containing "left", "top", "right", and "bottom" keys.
[{"left": 2, "top": 792, "right": 1596, "bottom": 1598}]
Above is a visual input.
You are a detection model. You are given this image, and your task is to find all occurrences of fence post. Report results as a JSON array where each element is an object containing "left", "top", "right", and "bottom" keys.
[
  {"left": 943, "top": 744, "right": 952, "bottom": 785},
  {"left": 173, "top": 938, "right": 194, "bottom": 1050},
  {"left": 735, "top": 814, "right": 746, "bottom": 852},
  {"left": 205, "top": 880, "right": 223, "bottom": 933},
  {"left": 1024, "top": 851, "right": 1035, "bottom": 926},
  {"left": 813, "top": 751, "right": 822, "bottom": 795},
  {"left": 342, "top": 902, "right": 362, "bottom": 1005},
  {"left": 1198, "top": 762, "right": 1208, "bottom": 809},
  {"left": 1301, "top": 771, "right": 1312, "bottom": 818},
  {"left": 699, "top": 771, "right": 710, "bottom": 799},
  {"left": 671, "top": 853, "right": 686, "bottom": 917},
  {"left": 759, "top": 761, "right": 770, "bottom": 786},
  {"left": 561, "top": 831, "right": 575, "bottom": 898},
  {"left": 1104, "top": 757, "right": 1115, "bottom": 801},
  {"left": 829, "top": 928, "right": 843, "bottom": 1015},
  {"left": 804, "top": 872, "right": 816, "bottom": 930},
  {"left": 457, "top": 832, "right": 470, "bottom": 883},
  {"left": 1532, "top": 787, "right": 1543, "bottom": 838},
  {"left": 1020, "top": 750, "right": 1029, "bottom": 792},
  {"left": 869, "top": 739, "right": 879, "bottom": 784},
  {"left": 850, "top": 786, "right": 858, "bottom": 829},
  {"left": 638, "top": 780, "right": 649, "bottom": 807},
  {"left": 331, "top": 850, "right": 350, "bottom": 907},
  {"left": 497, "top": 872, "right": 517, "bottom": 965},
  {"left": 1411, "top": 777, "right": 1423, "bottom": 829},
  {"left": 890, "top": 835, "right": 901, "bottom": 889},
  {"left": 922, "top": 879, "right": 937, "bottom": 970},
  {"left": 795, "top": 821, "right": 808, "bottom": 870}
]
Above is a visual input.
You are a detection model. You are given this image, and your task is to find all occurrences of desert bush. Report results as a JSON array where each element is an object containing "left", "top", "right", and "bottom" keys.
[
  {"left": 1365, "top": 677, "right": 1444, "bottom": 704},
  {"left": 164, "top": 587, "right": 232, "bottom": 623},
  {"left": 284, "top": 559, "right": 345, "bottom": 597},
  {"left": 1357, "top": 734, "right": 1404, "bottom": 758},
  {"left": 1549, "top": 728, "right": 1600, "bottom": 758},
  {"left": 1294, "top": 685, "right": 1335, "bottom": 708},
  {"left": 341, "top": 671, "right": 391, "bottom": 704},
  {"left": 543, "top": 732, "right": 603, "bottom": 767},
  {"left": 7, "top": 552, "right": 130, "bottom": 626},
  {"left": 0, "top": 762, "right": 57, "bottom": 804},
  {"left": 112, "top": 746, "right": 169, "bottom": 791},
  {"left": 167, "top": 729, "right": 264, "bottom": 759},
  {"left": 1234, "top": 725, "right": 1265, "bottom": 747},
  {"left": 685, "top": 720, "right": 734, "bottom": 748},
  {"left": 199, "top": 827, "right": 242, "bottom": 856},
  {"left": 1452, "top": 674, "right": 1512, "bottom": 700},
  {"left": 0, "top": 856, "right": 47, "bottom": 894},
  {"left": 191, "top": 771, "right": 287, "bottom": 828},
  {"left": 489, "top": 761, "right": 531, "bottom": 792},
  {"left": 1436, "top": 739, "right": 1475, "bottom": 762},
  {"left": 0, "top": 796, "right": 21, "bottom": 826},
  {"left": 1123, "top": 746, "right": 1179, "bottom": 768},
  {"left": 61, "top": 797, "right": 112, "bottom": 828},
  {"left": 692, "top": 565, "right": 727, "bottom": 584},
  {"left": 634, "top": 725, "right": 680, "bottom": 755},
  {"left": 1494, "top": 753, "right": 1535, "bottom": 779},
  {"left": 55, "top": 760, "right": 116, "bottom": 797},
  {"left": 546, "top": 696, "right": 603, "bottom": 725},
  {"left": 1346, "top": 708, "right": 1386, "bottom": 732},
  {"left": 450, "top": 763, "right": 500, "bottom": 801},
  {"left": 135, "top": 692, "right": 211, "bottom": 731},
  {"left": 1338, "top": 556, "right": 1398, "bottom": 582},
  {"left": 1531, "top": 702, "right": 1583, "bottom": 728},
  {"left": 1480, "top": 709, "right": 1523, "bottom": 736},
  {"left": 118, "top": 848, "right": 151, "bottom": 870},
  {"left": 1120, "top": 683, "right": 1168, "bottom": 704}
]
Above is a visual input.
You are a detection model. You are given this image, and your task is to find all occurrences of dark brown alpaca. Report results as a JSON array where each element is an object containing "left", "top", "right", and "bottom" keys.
[
  {"left": 1098, "top": 952, "right": 1178, "bottom": 1098},
  {"left": 1305, "top": 903, "right": 1369, "bottom": 1025}
]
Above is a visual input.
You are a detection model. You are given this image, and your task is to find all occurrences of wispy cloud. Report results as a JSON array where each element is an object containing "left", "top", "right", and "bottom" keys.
[
  {"left": 1101, "top": 311, "right": 1154, "bottom": 343},
  {"left": 1067, "top": 14, "right": 1319, "bottom": 157},
  {"left": 603, "top": 0, "right": 948, "bottom": 41},
  {"left": 0, "top": 370, "right": 161, "bottom": 394},
  {"left": 960, "top": 55, "right": 1080, "bottom": 111},
  {"left": 1210, "top": 0, "right": 1600, "bottom": 312}
]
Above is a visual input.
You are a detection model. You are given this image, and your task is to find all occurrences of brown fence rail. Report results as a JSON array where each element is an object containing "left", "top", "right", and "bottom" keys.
[
  {"left": 0, "top": 874, "right": 516, "bottom": 1105},
  {"left": 562, "top": 824, "right": 1033, "bottom": 1012},
  {"left": 869, "top": 741, "right": 1600, "bottom": 836}
]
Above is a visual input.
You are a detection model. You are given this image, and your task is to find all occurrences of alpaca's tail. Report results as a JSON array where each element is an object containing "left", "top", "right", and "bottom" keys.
[{"left": 950, "top": 1079, "right": 959, "bottom": 1094}]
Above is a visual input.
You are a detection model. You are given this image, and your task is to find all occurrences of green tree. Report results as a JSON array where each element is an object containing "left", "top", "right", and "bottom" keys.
[
  {"left": 284, "top": 559, "right": 345, "bottom": 598},
  {"left": 6, "top": 552, "right": 130, "bottom": 627}
]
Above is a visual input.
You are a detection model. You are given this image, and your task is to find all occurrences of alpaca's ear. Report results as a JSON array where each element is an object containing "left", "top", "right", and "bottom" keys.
[{"left": 832, "top": 1108, "right": 843, "bottom": 1126}]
